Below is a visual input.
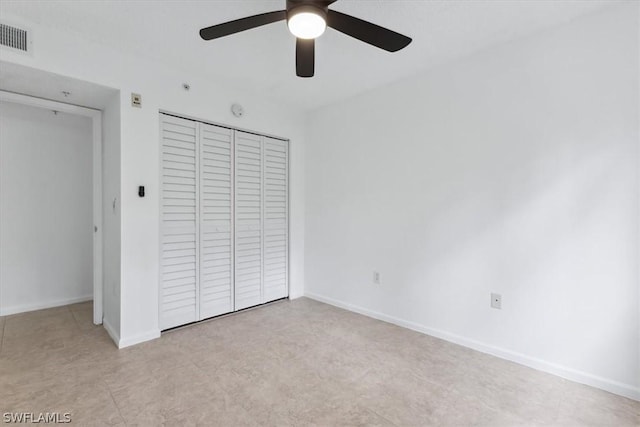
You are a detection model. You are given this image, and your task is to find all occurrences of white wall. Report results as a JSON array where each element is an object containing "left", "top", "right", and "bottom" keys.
[
  {"left": 0, "top": 13, "right": 306, "bottom": 346},
  {"left": 0, "top": 101, "right": 93, "bottom": 314},
  {"left": 305, "top": 3, "right": 639, "bottom": 399}
]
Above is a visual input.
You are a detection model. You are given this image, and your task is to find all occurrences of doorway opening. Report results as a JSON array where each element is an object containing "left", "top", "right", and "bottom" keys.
[{"left": 0, "top": 90, "right": 103, "bottom": 324}]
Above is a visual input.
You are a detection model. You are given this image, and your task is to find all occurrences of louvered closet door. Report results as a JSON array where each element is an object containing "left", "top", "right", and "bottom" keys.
[
  {"left": 199, "top": 123, "right": 234, "bottom": 318},
  {"left": 263, "top": 137, "right": 288, "bottom": 302},
  {"left": 160, "top": 115, "right": 199, "bottom": 330},
  {"left": 234, "top": 131, "right": 263, "bottom": 310}
]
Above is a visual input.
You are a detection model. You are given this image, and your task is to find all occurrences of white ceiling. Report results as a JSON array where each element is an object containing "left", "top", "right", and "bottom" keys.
[{"left": 0, "top": 0, "right": 619, "bottom": 111}]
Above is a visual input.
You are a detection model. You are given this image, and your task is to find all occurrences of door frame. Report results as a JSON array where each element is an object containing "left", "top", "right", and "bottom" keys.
[{"left": 0, "top": 90, "right": 104, "bottom": 324}]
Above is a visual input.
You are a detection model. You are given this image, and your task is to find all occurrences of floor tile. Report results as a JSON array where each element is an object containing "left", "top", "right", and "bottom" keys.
[
  {"left": 1, "top": 297, "right": 637, "bottom": 426},
  {"left": 556, "top": 381, "right": 640, "bottom": 426}
]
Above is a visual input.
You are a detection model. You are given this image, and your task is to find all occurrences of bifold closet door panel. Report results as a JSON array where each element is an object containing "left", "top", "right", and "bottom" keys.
[
  {"left": 234, "top": 131, "right": 263, "bottom": 310},
  {"left": 263, "top": 137, "right": 288, "bottom": 302},
  {"left": 199, "top": 123, "right": 234, "bottom": 318},
  {"left": 160, "top": 115, "right": 199, "bottom": 330}
]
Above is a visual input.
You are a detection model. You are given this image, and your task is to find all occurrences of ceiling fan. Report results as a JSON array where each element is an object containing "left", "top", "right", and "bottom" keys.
[{"left": 199, "top": 0, "right": 412, "bottom": 78}]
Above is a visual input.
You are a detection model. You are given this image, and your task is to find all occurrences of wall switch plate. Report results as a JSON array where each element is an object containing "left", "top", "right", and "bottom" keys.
[
  {"left": 373, "top": 271, "right": 381, "bottom": 284},
  {"left": 491, "top": 293, "right": 502, "bottom": 309},
  {"left": 131, "top": 93, "right": 142, "bottom": 108}
]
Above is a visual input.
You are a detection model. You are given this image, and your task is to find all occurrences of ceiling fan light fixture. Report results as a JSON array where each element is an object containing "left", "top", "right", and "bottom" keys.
[
  {"left": 199, "top": 0, "right": 413, "bottom": 78},
  {"left": 287, "top": 6, "right": 326, "bottom": 39}
]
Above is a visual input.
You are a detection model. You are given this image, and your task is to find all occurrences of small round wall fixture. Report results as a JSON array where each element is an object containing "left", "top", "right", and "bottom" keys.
[
  {"left": 182, "top": 83, "right": 190, "bottom": 91},
  {"left": 231, "top": 103, "right": 244, "bottom": 117}
]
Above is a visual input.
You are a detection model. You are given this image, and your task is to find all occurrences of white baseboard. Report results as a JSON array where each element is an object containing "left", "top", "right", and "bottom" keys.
[
  {"left": 118, "top": 329, "right": 161, "bottom": 349},
  {"left": 103, "top": 321, "right": 160, "bottom": 349},
  {"left": 0, "top": 295, "right": 93, "bottom": 316},
  {"left": 102, "top": 318, "right": 120, "bottom": 348},
  {"left": 289, "top": 291, "right": 304, "bottom": 300},
  {"left": 304, "top": 291, "right": 640, "bottom": 402}
]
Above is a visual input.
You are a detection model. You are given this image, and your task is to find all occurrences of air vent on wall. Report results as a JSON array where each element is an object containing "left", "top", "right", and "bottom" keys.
[{"left": 0, "top": 22, "right": 31, "bottom": 54}]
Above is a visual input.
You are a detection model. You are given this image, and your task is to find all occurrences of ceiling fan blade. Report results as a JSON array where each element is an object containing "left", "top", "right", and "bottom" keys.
[
  {"left": 296, "top": 38, "right": 315, "bottom": 78},
  {"left": 326, "top": 10, "right": 411, "bottom": 52},
  {"left": 200, "top": 10, "right": 286, "bottom": 40}
]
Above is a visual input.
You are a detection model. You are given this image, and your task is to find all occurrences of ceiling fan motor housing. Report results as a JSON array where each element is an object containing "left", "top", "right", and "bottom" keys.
[{"left": 286, "top": 1, "right": 329, "bottom": 23}]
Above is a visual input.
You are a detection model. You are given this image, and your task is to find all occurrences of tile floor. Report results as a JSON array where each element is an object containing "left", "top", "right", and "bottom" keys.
[{"left": 0, "top": 298, "right": 638, "bottom": 426}]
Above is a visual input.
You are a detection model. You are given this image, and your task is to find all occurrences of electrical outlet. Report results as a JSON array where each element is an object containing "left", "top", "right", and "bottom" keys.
[
  {"left": 491, "top": 293, "right": 502, "bottom": 309},
  {"left": 373, "top": 271, "right": 381, "bottom": 284}
]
